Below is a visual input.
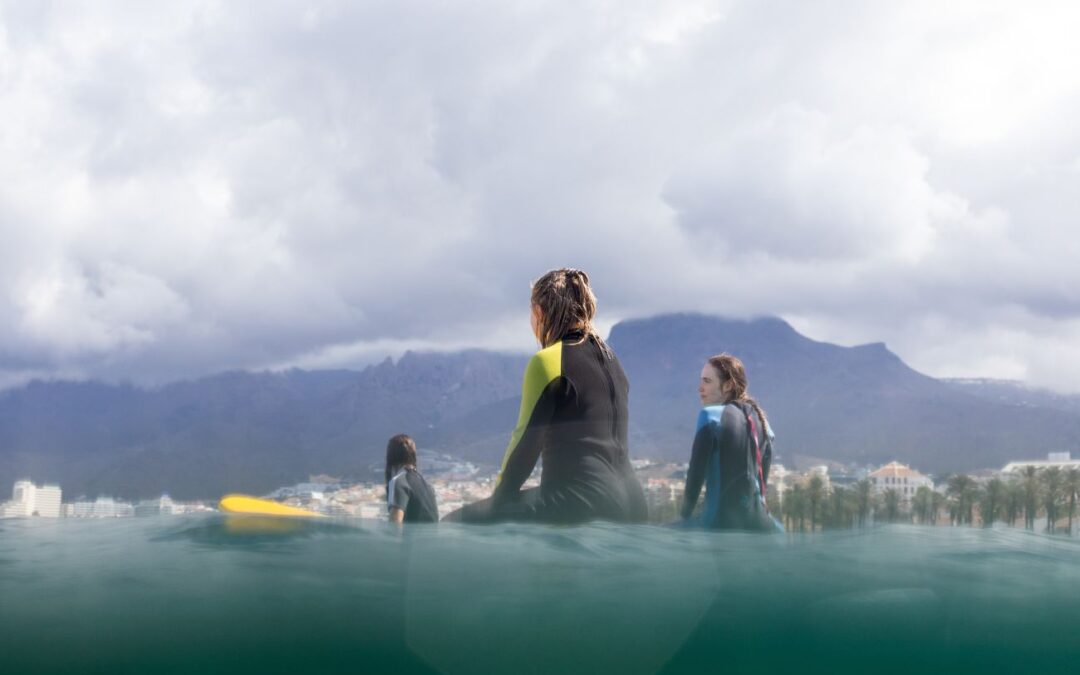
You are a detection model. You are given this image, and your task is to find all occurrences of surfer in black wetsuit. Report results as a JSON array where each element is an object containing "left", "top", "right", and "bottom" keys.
[
  {"left": 445, "top": 268, "right": 647, "bottom": 524},
  {"left": 681, "top": 354, "right": 780, "bottom": 531},
  {"left": 385, "top": 434, "right": 439, "bottom": 524}
]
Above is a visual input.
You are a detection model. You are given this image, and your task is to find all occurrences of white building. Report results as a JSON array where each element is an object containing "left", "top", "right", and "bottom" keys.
[
  {"left": 1001, "top": 452, "right": 1080, "bottom": 474},
  {"left": 768, "top": 464, "right": 790, "bottom": 506},
  {"left": 869, "top": 462, "right": 933, "bottom": 502},
  {"left": 358, "top": 502, "right": 387, "bottom": 519},
  {"left": 135, "top": 495, "right": 175, "bottom": 517},
  {"left": 65, "top": 496, "right": 135, "bottom": 518},
  {"left": 1, "top": 480, "right": 63, "bottom": 518},
  {"left": 806, "top": 465, "right": 831, "bottom": 491}
]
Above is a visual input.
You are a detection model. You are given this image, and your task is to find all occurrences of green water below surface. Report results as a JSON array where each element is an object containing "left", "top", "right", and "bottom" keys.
[{"left": 1, "top": 517, "right": 1079, "bottom": 674}]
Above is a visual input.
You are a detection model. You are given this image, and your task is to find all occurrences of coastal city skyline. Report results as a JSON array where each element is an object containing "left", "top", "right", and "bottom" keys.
[{"left": 6, "top": 449, "right": 1078, "bottom": 532}]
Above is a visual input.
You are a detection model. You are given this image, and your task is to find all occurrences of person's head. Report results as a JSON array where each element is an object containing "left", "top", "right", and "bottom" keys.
[
  {"left": 699, "top": 353, "right": 748, "bottom": 406},
  {"left": 530, "top": 268, "right": 601, "bottom": 348},
  {"left": 699, "top": 353, "right": 770, "bottom": 430},
  {"left": 385, "top": 434, "right": 417, "bottom": 484}
]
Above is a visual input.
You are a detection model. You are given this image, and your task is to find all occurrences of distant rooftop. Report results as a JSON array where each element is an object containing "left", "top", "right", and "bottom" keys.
[
  {"left": 1001, "top": 452, "right": 1080, "bottom": 473},
  {"left": 869, "top": 461, "right": 928, "bottom": 479}
]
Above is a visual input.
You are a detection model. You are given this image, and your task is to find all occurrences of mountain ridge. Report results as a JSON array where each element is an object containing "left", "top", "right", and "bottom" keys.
[{"left": 1, "top": 314, "right": 1077, "bottom": 499}]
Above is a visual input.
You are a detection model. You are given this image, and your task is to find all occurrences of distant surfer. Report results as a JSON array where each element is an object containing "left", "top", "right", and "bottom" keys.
[
  {"left": 386, "top": 434, "right": 439, "bottom": 524},
  {"left": 445, "top": 268, "right": 647, "bottom": 524},
  {"left": 680, "top": 354, "right": 781, "bottom": 531}
]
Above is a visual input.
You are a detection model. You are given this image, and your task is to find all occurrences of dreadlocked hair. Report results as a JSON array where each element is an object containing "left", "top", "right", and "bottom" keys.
[
  {"left": 707, "top": 353, "right": 770, "bottom": 433},
  {"left": 531, "top": 268, "right": 612, "bottom": 357}
]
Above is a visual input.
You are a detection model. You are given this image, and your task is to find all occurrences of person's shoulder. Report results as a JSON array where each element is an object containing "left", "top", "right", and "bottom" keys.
[
  {"left": 724, "top": 402, "right": 758, "bottom": 430},
  {"left": 697, "top": 405, "right": 749, "bottom": 438},
  {"left": 392, "top": 469, "right": 411, "bottom": 485},
  {"left": 407, "top": 470, "right": 438, "bottom": 504},
  {"left": 697, "top": 404, "right": 727, "bottom": 428},
  {"left": 722, "top": 402, "right": 746, "bottom": 421},
  {"left": 408, "top": 467, "right": 431, "bottom": 482},
  {"left": 525, "top": 342, "right": 563, "bottom": 381}
]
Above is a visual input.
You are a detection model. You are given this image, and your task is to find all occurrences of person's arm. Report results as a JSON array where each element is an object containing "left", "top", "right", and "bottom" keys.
[
  {"left": 388, "top": 472, "right": 411, "bottom": 523},
  {"left": 761, "top": 421, "right": 774, "bottom": 486},
  {"left": 681, "top": 412, "right": 715, "bottom": 520},
  {"left": 492, "top": 344, "right": 563, "bottom": 502}
]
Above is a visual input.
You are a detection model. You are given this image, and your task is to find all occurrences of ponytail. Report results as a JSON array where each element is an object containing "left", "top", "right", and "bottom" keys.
[{"left": 532, "top": 268, "right": 612, "bottom": 357}]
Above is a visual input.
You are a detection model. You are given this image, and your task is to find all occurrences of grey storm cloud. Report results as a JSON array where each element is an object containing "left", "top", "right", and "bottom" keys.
[{"left": 2, "top": 0, "right": 1080, "bottom": 390}]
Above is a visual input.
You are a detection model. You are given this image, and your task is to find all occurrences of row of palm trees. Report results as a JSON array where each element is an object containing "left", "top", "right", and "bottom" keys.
[
  {"left": 777, "top": 466, "right": 1080, "bottom": 533},
  {"left": 945, "top": 466, "right": 1080, "bottom": 532}
]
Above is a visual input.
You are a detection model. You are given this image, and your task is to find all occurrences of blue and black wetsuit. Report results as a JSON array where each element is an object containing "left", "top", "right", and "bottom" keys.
[
  {"left": 449, "top": 330, "right": 647, "bottom": 524},
  {"left": 681, "top": 401, "right": 778, "bottom": 531},
  {"left": 387, "top": 467, "right": 439, "bottom": 523}
]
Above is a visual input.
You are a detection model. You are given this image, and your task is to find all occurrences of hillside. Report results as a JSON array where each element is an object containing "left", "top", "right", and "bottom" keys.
[{"left": 2, "top": 315, "right": 1077, "bottom": 499}]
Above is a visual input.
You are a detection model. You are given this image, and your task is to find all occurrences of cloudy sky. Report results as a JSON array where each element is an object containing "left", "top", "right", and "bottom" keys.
[{"left": 2, "top": 0, "right": 1080, "bottom": 391}]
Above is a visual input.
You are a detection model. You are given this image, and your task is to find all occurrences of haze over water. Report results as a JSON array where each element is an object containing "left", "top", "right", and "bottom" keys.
[{"left": 2, "top": 517, "right": 1079, "bottom": 674}]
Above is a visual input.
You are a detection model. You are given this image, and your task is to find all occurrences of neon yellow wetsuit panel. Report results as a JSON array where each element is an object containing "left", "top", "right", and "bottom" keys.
[{"left": 495, "top": 341, "right": 563, "bottom": 488}]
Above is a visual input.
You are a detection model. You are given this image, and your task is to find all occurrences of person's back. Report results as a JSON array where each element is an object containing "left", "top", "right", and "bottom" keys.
[
  {"left": 387, "top": 466, "right": 439, "bottom": 524},
  {"left": 495, "top": 330, "right": 646, "bottom": 523},
  {"left": 684, "top": 401, "right": 773, "bottom": 530},
  {"left": 551, "top": 333, "right": 645, "bottom": 523}
]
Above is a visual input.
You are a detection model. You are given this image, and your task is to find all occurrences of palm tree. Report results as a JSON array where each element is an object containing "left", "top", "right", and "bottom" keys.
[
  {"left": 967, "top": 482, "right": 983, "bottom": 525},
  {"left": 821, "top": 488, "right": 847, "bottom": 530},
  {"left": 821, "top": 488, "right": 835, "bottom": 529},
  {"left": 796, "top": 484, "right": 809, "bottom": 532},
  {"left": 1041, "top": 467, "right": 1064, "bottom": 534},
  {"left": 833, "top": 487, "right": 858, "bottom": 529},
  {"left": 854, "top": 478, "right": 874, "bottom": 528},
  {"left": 784, "top": 484, "right": 808, "bottom": 532},
  {"left": 979, "top": 477, "right": 1007, "bottom": 527},
  {"left": 807, "top": 475, "right": 826, "bottom": 531},
  {"left": 1022, "top": 466, "right": 1040, "bottom": 530},
  {"left": 912, "top": 486, "right": 934, "bottom": 524},
  {"left": 1063, "top": 468, "right": 1080, "bottom": 536},
  {"left": 931, "top": 490, "right": 947, "bottom": 526},
  {"left": 882, "top": 488, "right": 901, "bottom": 522},
  {"left": 781, "top": 487, "right": 793, "bottom": 530},
  {"left": 1005, "top": 478, "right": 1024, "bottom": 527},
  {"left": 947, "top": 474, "right": 979, "bottom": 525}
]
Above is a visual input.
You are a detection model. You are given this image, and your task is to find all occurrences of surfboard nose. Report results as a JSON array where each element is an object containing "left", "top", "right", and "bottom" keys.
[{"left": 218, "top": 494, "right": 327, "bottom": 518}]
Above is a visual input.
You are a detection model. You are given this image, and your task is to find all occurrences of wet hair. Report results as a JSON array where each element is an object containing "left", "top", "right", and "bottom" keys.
[
  {"left": 531, "top": 268, "right": 611, "bottom": 356},
  {"left": 707, "top": 353, "right": 770, "bottom": 432},
  {"left": 385, "top": 434, "right": 418, "bottom": 486}
]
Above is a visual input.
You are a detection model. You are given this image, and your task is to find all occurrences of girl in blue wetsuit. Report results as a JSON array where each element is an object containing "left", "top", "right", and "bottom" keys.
[{"left": 681, "top": 353, "right": 781, "bottom": 531}]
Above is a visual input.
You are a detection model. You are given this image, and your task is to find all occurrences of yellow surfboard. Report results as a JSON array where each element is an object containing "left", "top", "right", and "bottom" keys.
[{"left": 218, "top": 494, "right": 327, "bottom": 518}]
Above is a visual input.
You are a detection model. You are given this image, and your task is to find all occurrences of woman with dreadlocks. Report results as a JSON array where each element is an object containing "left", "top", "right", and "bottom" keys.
[
  {"left": 445, "top": 268, "right": 647, "bottom": 524},
  {"left": 680, "top": 353, "right": 782, "bottom": 531}
]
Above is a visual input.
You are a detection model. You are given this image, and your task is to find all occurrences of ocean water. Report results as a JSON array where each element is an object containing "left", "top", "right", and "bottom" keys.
[{"left": 2, "top": 517, "right": 1079, "bottom": 675}]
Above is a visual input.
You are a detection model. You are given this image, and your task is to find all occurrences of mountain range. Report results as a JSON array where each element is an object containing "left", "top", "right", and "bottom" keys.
[{"left": 2, "top": 314, "right": 1078, "bottom": 500}]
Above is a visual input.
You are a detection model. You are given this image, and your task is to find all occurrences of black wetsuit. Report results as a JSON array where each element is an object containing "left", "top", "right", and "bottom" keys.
[
  {"left": 387, "top": 467, "right": 439, "bottom": 523},
  {"left": 449, "top": 331, "right": 647, "bottom": 524},
  {"left": 681, "top": 402, "right": 778, "bottom": 531}
]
